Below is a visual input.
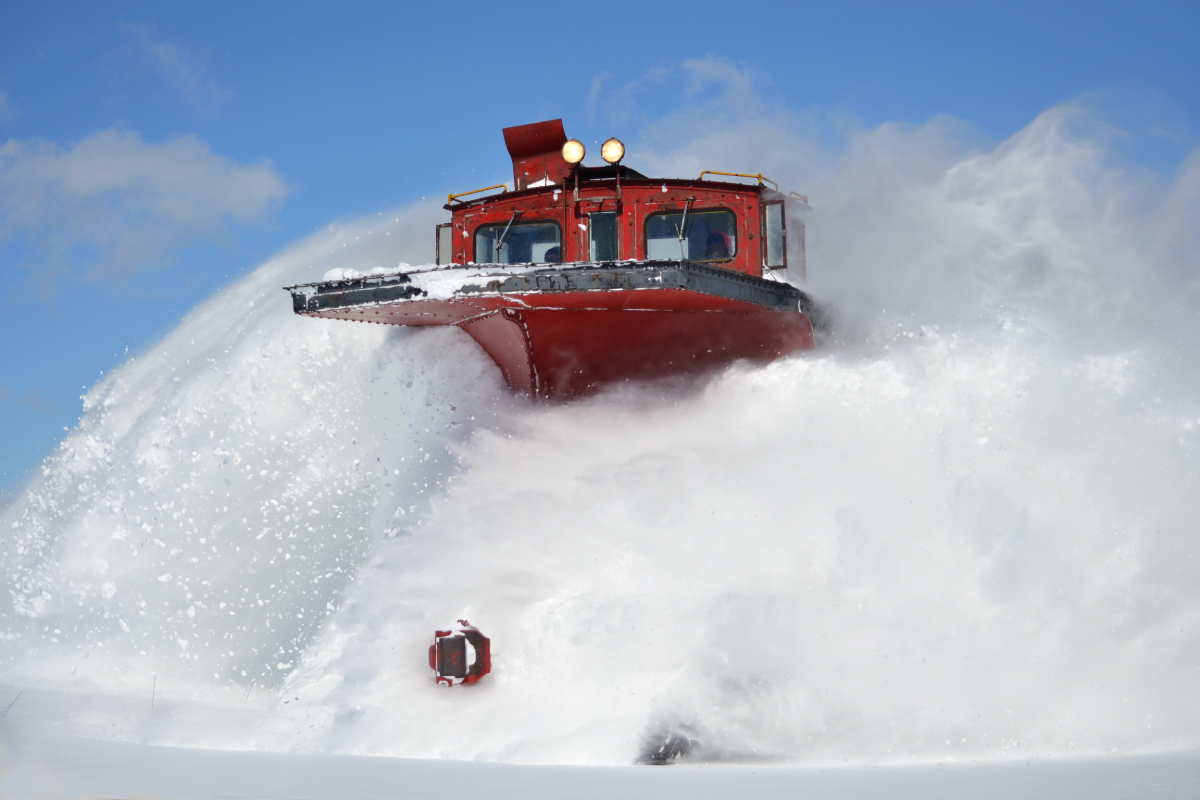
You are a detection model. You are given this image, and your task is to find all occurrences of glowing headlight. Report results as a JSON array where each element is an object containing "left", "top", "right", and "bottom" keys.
[
  {"left": 601, "top": 138, "right": 625, "bottom": 164},
  {"left": 562, "top": 139, "right": 586, "bottom": 165}
]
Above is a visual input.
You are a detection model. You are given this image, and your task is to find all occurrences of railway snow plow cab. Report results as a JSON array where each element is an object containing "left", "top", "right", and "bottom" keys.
[{"left": 286, "top": 119, "right": 816, "bottom": 399}]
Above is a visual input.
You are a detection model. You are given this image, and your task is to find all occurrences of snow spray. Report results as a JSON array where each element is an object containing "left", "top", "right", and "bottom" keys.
[{"left": 3, "top": 105, "right": 1199, "bottom": 765}]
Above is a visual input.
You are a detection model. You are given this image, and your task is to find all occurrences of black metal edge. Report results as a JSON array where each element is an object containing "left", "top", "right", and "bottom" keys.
[
  {"left": 286, "top": 261, "right": 809, "bottom": 315},
  {"left": 284, "top": 270, "right": 416, "bottom": 293},
  {"left": 289, "top": 281, "right": 427, "bottom": 314},
  {"left": 458, "top": 262, "right": 802, "bottom": 312}
]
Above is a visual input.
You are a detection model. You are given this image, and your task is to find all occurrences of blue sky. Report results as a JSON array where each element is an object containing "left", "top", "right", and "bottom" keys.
[{"left": 1, "top": 0, "right": 1198, "bottom": 497}]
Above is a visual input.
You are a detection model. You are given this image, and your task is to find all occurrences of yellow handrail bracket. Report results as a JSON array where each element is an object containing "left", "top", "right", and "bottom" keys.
[
  {"left": 698, "top": 171, "right": 779, "bottom": 192},
  {"left": 448, "top": 184, "right": 508, "bottom": 205}
]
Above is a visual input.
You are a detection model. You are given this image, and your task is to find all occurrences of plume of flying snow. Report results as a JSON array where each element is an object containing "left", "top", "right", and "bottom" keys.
[
  {"left": 248, "top": 104, "right": 1200, "bottom": 765},
  {"left": 2, "top": 94, "right": 1198, "bottom": 766},
  {"left": 0, "top": 203, "right": 510, "bottom": 697}
]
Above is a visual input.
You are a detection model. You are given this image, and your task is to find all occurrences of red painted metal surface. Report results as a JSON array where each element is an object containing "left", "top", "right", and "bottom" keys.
[
  {"left": 309, "top": 289, "right": 813, "bottom": 399},
  {"left": 448, "top": 180, "right": 772, "bottom": 278},
  {"left": 503, "top": 119, "right": 572, "bottom": 191},
  {"left": 458, "top": 310, "right": 537, "bottom": 395},
  {"left": 485, "top": 306, "right": 813, "bottom": 399},
  {"left": 448, "top": 120, "right": 785, "bottom": 277}
]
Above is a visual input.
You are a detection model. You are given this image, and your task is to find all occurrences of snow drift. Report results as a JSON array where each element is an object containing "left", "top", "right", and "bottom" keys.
[{"left": 3, "top": 104, "right": 1199, "bottom": 766}]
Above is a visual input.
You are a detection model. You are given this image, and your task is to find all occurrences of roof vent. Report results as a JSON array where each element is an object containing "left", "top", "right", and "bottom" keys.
[{"left": 503, "top": 119, "right": 572, "bottom": 191}]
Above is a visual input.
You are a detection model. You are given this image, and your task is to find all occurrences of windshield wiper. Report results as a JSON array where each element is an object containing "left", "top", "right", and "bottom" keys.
[
  {"left": 675, "top": 197, "right": 695, "bottom": 260},
  {"left": 496, "top": 211, "right": 523, "bottom": 262}
]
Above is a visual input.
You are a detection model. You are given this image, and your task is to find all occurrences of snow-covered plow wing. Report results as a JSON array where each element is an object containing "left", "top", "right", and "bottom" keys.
[
  {"left": 284, "top": 261, "right": 816, "bottom": 399},
  {"left": 285, "top": 261, "right": 811, "bottom": 319}
]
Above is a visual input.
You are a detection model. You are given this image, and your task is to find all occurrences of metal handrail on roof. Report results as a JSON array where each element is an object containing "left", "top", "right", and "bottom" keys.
[
  {"left": 448, "top": 184, "right": 508, "bottom": 205},
  {"left": 697, "top": 171, "right": 779, "bottom": 192}
]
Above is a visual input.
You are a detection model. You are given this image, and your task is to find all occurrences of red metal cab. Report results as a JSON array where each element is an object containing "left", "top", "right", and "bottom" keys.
[{"left": 286, "top": 120, "right": 816, "bottom": 399}]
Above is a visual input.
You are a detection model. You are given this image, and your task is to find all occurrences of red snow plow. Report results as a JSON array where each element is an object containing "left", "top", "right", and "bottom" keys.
[
  {"left": 286, "top": 119, "right": 816, "bottom": 399},
  {"left": 429, "top": 620, "right": 491, "bottom": 686}
]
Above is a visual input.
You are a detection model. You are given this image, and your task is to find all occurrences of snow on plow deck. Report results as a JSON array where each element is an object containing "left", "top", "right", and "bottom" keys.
[{"left": 285, "top": 260, "right": 811, "bottom": 317}]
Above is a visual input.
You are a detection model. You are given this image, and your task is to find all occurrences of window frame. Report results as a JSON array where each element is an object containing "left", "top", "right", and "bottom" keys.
[
  {"left": 588, "top": 211, "right": 620, "bottom": 262},
  {"left": 762, "top": 200, "right": 787, "bottom": 270},
  {"left": 436, "top": 223, "right": 454, "bottom": 266},
  {"left": 643, "top": 206, "right": 739, "bottom": 263},
  {"left": 472, "top": 219, "right": 564, "bottom": 265}
]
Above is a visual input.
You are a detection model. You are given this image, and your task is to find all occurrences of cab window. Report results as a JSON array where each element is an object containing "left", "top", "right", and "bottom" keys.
[
  {"left": 474, "top": 221, "right": 562, "bottom": 264},
  {"left": 645, "top": 209, "right": 736, "bottom": 262},
  {"left": 764, "top": 202, "right": 785, "bottom": 268},
  {"left": 589, "top": 212, "right": 619, "bottom": 261}
]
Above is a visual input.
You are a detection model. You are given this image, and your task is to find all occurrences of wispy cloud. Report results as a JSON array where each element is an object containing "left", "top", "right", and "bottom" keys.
[
  {"left": 585, "top": 57, "right": 766, "bottom": 131},
  {"left": 0, "top": 86, "right": 16, "bottom": 124},
  {"left": 122, "top": 22, "right": 232, "bottom": 111},
  {"left": 0, "top": 126, "right": 290, "bottom": 288},
  {"left": 0, "top": 385, "right": 51, "bottom": 413},
  {"left": 680, "top": 56, "right": 766, "bottom": 104},
  {"left": 586, "top": 72, "right": 610, "bottom": 124}
]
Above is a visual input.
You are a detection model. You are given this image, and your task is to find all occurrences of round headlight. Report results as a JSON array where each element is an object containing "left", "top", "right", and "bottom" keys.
[
  {"left": 562, "top": 139, "right": 586, "bottom": 165},
  {"left": 601, "top": 138, "right": 625, "bottom": 164}
]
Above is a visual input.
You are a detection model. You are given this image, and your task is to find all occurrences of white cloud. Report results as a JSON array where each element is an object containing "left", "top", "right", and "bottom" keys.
[
  {"left": 0, "top": 126, "right": 289, "bottom": 283},
  {"left": 587, "top": 57, "right": 768, "bottom": 132},
  {"left": 680, "top": 56, "right": 766, "bottom": 106},
  {"left": 0, "top": 384, "right": 51, "bottom": 412},
  {"left": 0, "top": 87, "right": 16, "bottom": 124},
  {"left": 123, "top": 22, "right": 232, "bottom": 111},
  {"left": 585, "top": 72, "right": 610, "bottom": 124}
]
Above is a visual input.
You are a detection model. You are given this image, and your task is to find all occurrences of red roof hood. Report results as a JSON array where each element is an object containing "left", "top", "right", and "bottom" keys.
[{"left": 503, "top": 119, "right": 572, "bottom": 191}]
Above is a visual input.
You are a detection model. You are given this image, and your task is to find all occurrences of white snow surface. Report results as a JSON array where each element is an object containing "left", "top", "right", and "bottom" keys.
[
  {"left": 320, "top": 262, "right": 549, "bottom": 301},
  {"left": 2, "top": 105, "right": 1200, "bottom": 770},
  {"left": 322, "top": 263, "right": 414, "bottom": 281},
  {"left": 3, "top": 683, "right": 1199, "bottom": 800}
]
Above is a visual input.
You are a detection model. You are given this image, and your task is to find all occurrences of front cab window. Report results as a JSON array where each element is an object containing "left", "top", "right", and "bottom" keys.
[
  {"left": 474, "top": 221, "right": 562, "bottom": 264},
  {"left": 645, "top": 209, "right": 737, "bottom": 262},
  {"left": 589, "top": 212, "right": 619, "bottom": 261}
]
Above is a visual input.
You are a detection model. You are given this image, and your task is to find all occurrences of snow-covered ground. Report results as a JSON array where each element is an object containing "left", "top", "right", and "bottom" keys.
[
  {"left": 3, "top": 683, "right": 1198, "bottom": 799},
  {"left": 2, "top": 105, "right": 1199, "bottom": 795}
]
